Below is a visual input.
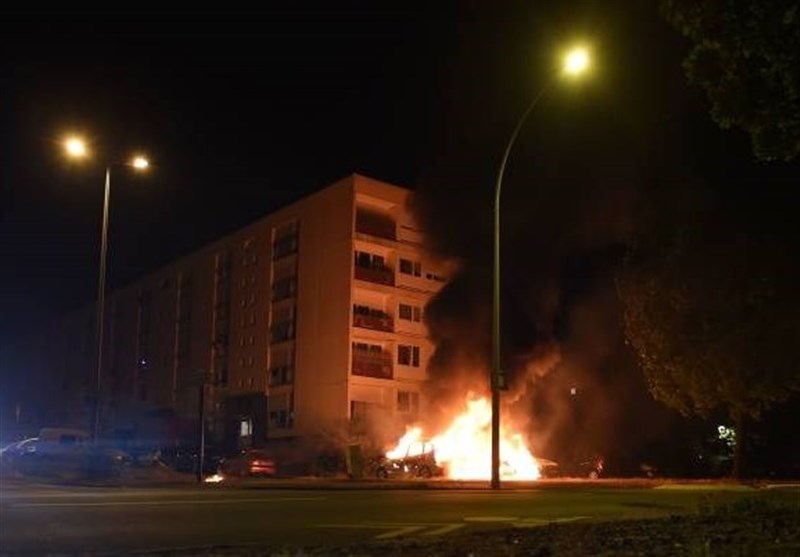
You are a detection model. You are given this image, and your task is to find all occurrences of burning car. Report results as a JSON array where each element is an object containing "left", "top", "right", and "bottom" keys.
[{"left": 374, "top": 441, "right": 443, "bottom": 479}]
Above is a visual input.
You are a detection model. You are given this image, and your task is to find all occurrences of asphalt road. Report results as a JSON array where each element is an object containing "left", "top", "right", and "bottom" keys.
[{"left": 0, "top": 480, "right": 780, "bottom": 555}]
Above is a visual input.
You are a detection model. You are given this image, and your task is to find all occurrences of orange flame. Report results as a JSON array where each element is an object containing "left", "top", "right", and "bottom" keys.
[{"left": 386, "top": 395, "right": 540, "bottom": 480}]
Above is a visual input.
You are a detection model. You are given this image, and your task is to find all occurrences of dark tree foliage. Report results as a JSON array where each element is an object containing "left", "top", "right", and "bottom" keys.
[
  {"left": 661, "top": 0, "right": 800, "bottom": 160},
  {"left": 616, "top": 187, "right": 800, "bottom": 476}
]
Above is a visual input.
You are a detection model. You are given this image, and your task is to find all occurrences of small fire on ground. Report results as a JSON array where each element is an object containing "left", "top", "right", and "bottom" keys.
[{"left": 386, "top": 395, "right": 540, "bottom": 480}]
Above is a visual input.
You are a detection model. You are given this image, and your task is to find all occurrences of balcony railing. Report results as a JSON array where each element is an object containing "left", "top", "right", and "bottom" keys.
[
  {"left": 352, "top": 352, "right": 393, "bottom": 380},
  {"left": 353, "top": 313, "right": 394, "bottom": 332},
  {"left": 354, "top": 264, "right": 394, "bottom": 286}
]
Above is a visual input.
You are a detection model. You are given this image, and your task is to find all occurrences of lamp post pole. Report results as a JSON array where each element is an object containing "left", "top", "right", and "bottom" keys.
[
  {"left": 62, "top": 137, "right": 150, "bottom": 443},
  {"left": 93, "top": 165, "right": 112, "bottom": 442},
  {"left": 490, "top": 46, "right": 590, "bottom": 489},
  {"left": 491, "top": 83, "right": 552, "bottom": 490}
]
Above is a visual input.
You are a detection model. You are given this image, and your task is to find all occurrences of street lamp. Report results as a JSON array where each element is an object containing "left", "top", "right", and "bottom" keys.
[
  {"left": 491, "top": 46, "right": 591, "bottom": 489},
  {"left": 63, "top": 136, "right": 150, "bottom": 441}
]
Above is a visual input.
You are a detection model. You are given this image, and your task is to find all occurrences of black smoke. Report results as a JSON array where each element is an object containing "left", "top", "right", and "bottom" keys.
[{"left": 407, "top": 1, "right": 683, "bottom": 465}]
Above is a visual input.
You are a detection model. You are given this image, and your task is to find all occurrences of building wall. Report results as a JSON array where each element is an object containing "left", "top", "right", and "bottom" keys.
[{"left": 4, "top": 174, "right": 450, "bottom": 456}]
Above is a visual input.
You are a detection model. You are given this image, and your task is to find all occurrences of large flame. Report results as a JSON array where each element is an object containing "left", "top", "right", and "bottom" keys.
[{"left": 386, "top": 395, "right": 540, "bottom": 480}]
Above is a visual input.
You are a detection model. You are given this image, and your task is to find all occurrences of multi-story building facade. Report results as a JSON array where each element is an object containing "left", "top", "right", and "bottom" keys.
[{"left": 2, "top": 174, "right": 449, "bottom": 459}]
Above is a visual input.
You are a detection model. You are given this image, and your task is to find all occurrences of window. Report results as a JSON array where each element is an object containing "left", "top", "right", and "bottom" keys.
[
  {"left": 352, "top": 341, "right": 384, "bottom": 355},
  {"left": 273, "top": 221, "right": 299, "bottom": 260},
  {"left": 272, "top": 276, "right": 297, "bottom": 301},
  {"left": 399, "top": 303, "right": 422, "bottom": 322},
  {"left": 269, "top": 410, "right": 293, "bottom": 429},
  {"left": 398, "top": 344, "right": 420, "bottom": 367},
  {"left": 399, "top": 258, "right": 421, "bottom": 277},
  {"left": 269, "top": 365, "right": 294, "bottom": 386},
  {"left": 355, "top": 251, "right": 386, "bottom": 269},
  {"left": 240, "top": 418, "right": 253, "bottom": 437},
  {"left": 269, "top": 392, "right": 295, "bottom": 429},
  {"left": 397, "top": 391, "right": 420, "bottom": 413},
  {"left": 350, "top": 400, "right": 370, "bottom": 425},
  {"left": 269, "top": 349, "right": 295, "bottom": 386},
  {"left": 270, "top": 320, "right": 295, "bottom": 344}
]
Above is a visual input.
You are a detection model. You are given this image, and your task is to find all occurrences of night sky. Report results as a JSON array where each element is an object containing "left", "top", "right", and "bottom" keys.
[
  {"left": 0, "top": 3, "right": 694, "bottom": 337},
  {"left": 2, "top": 4, "right": 799, "bottom": 459}
]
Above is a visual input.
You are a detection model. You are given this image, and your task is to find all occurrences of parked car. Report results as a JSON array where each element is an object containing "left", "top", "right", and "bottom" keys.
[
  {"left": 158, "top": 445, "right": 223, "bottom": 475},
  {"left": 0, "top": 437, "right": 40, "bottom": 476},
  {"left": 1, "top": 430, "right": 131, "bottom": 479},
  {"left": 535, "top": 455, "right": 604, "bottom": 479},
  {"left": 373, "top": 443, "right": 444, "bottom": 479},
  {"left": 536, "top": 457, "right": 561, "bottom": 479},
  {"left": 218, "top": 449, "right": 277, "bottom": 477}
]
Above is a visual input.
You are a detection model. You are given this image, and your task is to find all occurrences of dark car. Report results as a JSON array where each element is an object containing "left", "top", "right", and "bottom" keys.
[
  {"left": 1, "top": 434, "right": 131, "bottom": 479},
  {"left": 536, "top": 455, "right": 604, "bottom": 479},
  {"left": 158, "top": 446, "right": 224, "bottom": 475},
  {"left": 374, "top": 443, "right": 444, "bottom": 479},
  {"left": 218, "top": 449, "right": 277, "bottom": 477},
  {"left": 0, "top": 438, "right": 40, "bottom": 476}
]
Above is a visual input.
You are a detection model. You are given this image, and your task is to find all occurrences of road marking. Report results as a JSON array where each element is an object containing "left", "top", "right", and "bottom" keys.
[
  {"left": 654, "top": 484, "right": 756, "bottom": 491},
  {"left": 511, "top": 516, "right": 590, "bottom": 528},
  {"left": 423, "top": 523, "right": 465, "bottom": 536},
  {"left": 374, "top": 526, "right": 426, "bottom": 539},
  {"left": 317, "top": 522, "right": 464, "bottom": 539},
  {"left": 14, "top": 496, "right": 325, "bottom": 508},
  {"left": 765, "top": 483, "right": 800, "bottom": 490},
  {"left": 463, "top": 516, "right": 519, "bottom": 522}
]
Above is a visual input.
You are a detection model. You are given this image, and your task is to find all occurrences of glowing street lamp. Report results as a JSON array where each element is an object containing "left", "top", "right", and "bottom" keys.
[
  {"left": 63, "top": 136, "right": 150, "bottom": 441},
  {"left": 563, "top": 47, "right": 590, "bottom": 76},
  {"left": 491, "top": 46, "right": 591, "bottom": 490}
]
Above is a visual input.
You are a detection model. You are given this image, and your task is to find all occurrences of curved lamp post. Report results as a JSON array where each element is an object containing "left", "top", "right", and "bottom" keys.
[
  {"left": 63, "top": 136, "right": 150, "bottom": 441},
  {"left": 491, "top": 47, "right": 591, "bottom": 489}
]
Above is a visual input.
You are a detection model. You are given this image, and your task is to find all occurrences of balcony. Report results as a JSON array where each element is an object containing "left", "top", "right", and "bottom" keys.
[
  {"left": 353, "top": 308, "right": 393, "bottom": 332},
  {"left": 352, "top": 352, "right": 393, "bottom": 380},
  {"left": 273, "top": 233, "right": 298, "bottom": 260},
  {"left": 355, "top": 215, "right": 396, "bottom": 241},
  {"left": 355, "top": 209, "right": 396, "bottom": 241},
  {"left": 270, "top": 321, "right": 295, "bottom": 344},
  {"left": 354, "top": 264, "right": 394, "bottom": 286}
]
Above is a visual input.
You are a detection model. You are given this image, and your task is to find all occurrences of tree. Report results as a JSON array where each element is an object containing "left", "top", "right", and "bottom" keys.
[
  {"left": 617, "top": 210, "right": 800, "bottom": 477},
  {"left": 661, "top": 0, "right": 800, "bottom": 161}
]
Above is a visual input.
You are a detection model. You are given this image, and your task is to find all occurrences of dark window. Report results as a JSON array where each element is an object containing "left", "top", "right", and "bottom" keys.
[
  {"left": 399, "top": 303, "right": 422, "bottom": 322},
  {"left": 272, "top": 276, "right": 297, "bottom": 301},
  {"left": 270, "top": 320, "right": 295, "bottom": 344},
  {"left": 398, "top": 345, "right": 420, "bottom": 367},
  {"left": 355, "top": 251, "right": 387, "bottom": 269},
  {"left": 399, "top": 258, "right": 421, "bottom": 277},
  {"left": 269, "top": 365, "right": 294, "bottom": 386}
]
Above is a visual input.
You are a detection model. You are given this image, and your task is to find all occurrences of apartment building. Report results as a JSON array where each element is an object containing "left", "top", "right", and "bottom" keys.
[{"left": 4, "top": 174, "right": 449, "bottom": 455}]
